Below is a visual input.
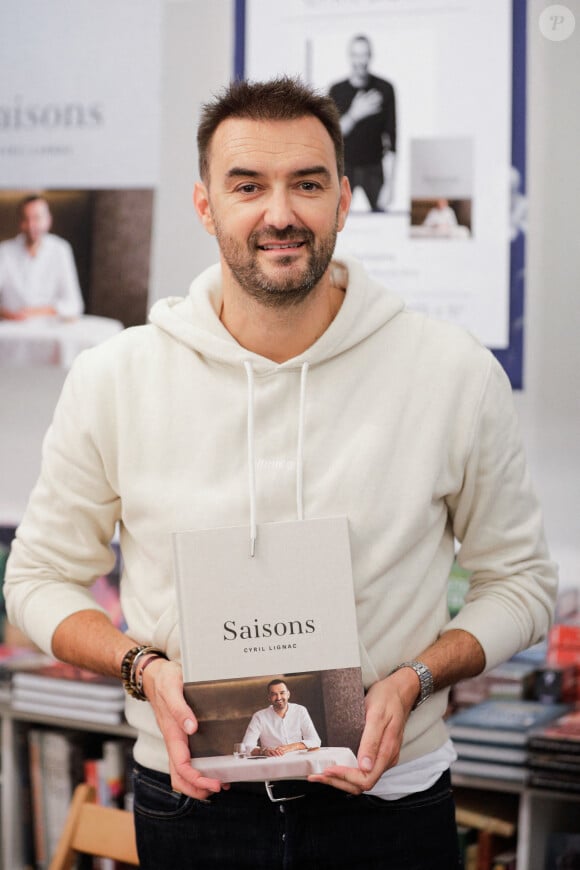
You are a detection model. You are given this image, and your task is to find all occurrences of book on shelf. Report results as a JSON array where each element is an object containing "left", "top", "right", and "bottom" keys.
[
  {"left": 529, "top": 768, "right": 580, "bottom": 794},
  {"left": 549, "top": 622, "right": 580, "bottom": 648},
  {"left": 528, "top": 708, "right": 580, "bottom": 754},
  {"left": 0, "top": 643, "right": 53, "bottom": 702},
  {"left": 453, "top": 740, "right": 528, "bottom": 765},
  {"left": 446, "top": 699, "right": 570, "bottom": 746},
  {"left": 173, "top": 517, "right": 365, "bottom": 783},
  {"left": 452, "top": 758, "right": 528, "bottom": 784},
  {"left": 10, "top": 659, "right": 126, "bottom": 722}
]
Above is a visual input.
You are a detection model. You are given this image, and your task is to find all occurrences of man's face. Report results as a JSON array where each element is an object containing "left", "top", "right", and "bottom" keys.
[
  {"left": 268, "top": 682, "right": 290, "bottom": 713},
  {"left": 20, "top": 199, "right": 52, "bottom": 246},
  {"left": 194, "top": 115, "right": 351, "bottom": 309},
  {"left": 349, "top": 39, "right": 372, "bottom": 79}
]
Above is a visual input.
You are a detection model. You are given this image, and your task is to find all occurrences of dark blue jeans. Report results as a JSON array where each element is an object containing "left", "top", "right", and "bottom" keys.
[{"left": 133, "top": 762, "right": 461, "bottom": 869}]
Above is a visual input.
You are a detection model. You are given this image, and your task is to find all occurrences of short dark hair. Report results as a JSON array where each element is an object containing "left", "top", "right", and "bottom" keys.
[
  {"left": 267, "top": 678, "right": 288, "bottom": 692},
  {"left": 18, "top": 193, "right": 50, "bottom": 217},
  {"left": 197, "top": 76, "right": 344, "bottom": 182}
]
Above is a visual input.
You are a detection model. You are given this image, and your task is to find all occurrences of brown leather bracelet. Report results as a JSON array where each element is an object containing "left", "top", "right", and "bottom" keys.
[{"left": 136, "top": 653, "right": 166, "bottom": 699}]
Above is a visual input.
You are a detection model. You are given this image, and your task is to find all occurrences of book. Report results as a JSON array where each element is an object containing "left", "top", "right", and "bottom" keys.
[
  {"left": 173, "top": 517, "right": 365, "bottom": 782},
  {"left": 446, "top": 700, "right": 570, "bottom": 746},
  {"left": 528, "top": 708, "right": 580, "bottom": 754},
  {"left": 0, "top": 644, "right": 53, "bottom": 702},
  {"left": 10, "top": 660, "right": 126, "bottom": 722},
  {"left": 12, "top": 660, "right": 126, "bottom": 701},
  {"left": 452, "top": 758, "right": 528, "bottom": 784},
  {"left": 529, "top": 769, "right": 580, "bottom": 794},
  {"left": 550, "top": 622, "right": 580, "bottom": 648},
  {"left": 453, "top": 740, "right": 527, "bottom": 765},
  {"left": 528, "top": 751, "right": 580, "bottom": 774}
]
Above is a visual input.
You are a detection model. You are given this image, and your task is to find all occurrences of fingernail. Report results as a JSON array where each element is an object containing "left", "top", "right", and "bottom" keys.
[
  {"left": 361, "top": 756, "right": 373, "bottom": 772},
  {"left": 184, "top": 718, "right": 195, "bottom": 734}
]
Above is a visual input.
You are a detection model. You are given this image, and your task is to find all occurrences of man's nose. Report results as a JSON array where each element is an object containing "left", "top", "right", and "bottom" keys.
[{"left": 263, "top": 188, "right": 296, "bottom": 229}]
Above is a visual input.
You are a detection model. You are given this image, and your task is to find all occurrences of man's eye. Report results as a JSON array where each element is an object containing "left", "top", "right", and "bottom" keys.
[
  {"left": 299, "top": 182, "right": 319, "bottom": 191},
  {"left": 238, "top": 183, "right": 258, "bottom": 194}
]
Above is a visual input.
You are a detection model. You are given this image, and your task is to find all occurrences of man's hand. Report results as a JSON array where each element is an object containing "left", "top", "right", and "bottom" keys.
[
  {"left": 348, "top": 89, "right": 383, "bottom": 123},
  {"left": 0, "top": 305, "right": 57, "bottom": 320},
  {"left": 307, "top": 668, "right": 418, "bottom": 795},
  {"left": 263, "top": 742, "right": 306, "bottom": 757},
  {"left": 143, "top": 658, "right": 224, "bottom": 800}
]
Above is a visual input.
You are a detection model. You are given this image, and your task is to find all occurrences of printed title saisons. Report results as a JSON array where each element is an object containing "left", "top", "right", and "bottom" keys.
[{"left": 223, "top": 618, "right": 316, "bottom": 641}]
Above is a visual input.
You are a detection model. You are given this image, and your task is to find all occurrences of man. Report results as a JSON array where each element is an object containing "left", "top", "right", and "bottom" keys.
[
  {"left": 243, "top": 679, "right": 322, "bottom": 757},
  {"left": 329, "top": 34, "right": 396, "bottom": 211},
  {"left": 423, "top": 198, "right": 459, "bottom": 232},
  {"left": 0, "top": 194, "right": 84, "bottom": 321},
  {"left": 5, "top": 77, "right": 556, "bottom": 868}
]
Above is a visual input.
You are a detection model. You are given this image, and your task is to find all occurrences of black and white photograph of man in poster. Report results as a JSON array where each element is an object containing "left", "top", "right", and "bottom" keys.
[{"left": 328, "top": 34, "right": 396, "bottom": 213}]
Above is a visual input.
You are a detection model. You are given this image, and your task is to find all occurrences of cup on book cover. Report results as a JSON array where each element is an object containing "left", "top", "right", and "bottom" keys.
[{"left": 233, "top": 743, "right": 248, "bottom": 759}]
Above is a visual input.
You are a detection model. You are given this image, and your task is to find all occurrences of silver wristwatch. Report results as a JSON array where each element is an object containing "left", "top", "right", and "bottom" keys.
[{"left": 390, "top": 660, "right": 434, "bottom": 709}]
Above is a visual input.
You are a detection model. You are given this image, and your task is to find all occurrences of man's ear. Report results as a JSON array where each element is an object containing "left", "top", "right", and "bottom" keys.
[
  {"left": 193, "top": 182, "right": 216, "bottom": 236},
  {"left": 337, "top": 175, "right": 352, "bottom": 233}
]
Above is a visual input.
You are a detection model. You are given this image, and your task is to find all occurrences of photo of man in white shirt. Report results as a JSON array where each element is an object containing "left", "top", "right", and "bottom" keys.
[{"left": 243, "top": 679, "right": 322, "bottom": 757}]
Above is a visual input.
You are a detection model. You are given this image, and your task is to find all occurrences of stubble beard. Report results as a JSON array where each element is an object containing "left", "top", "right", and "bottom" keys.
[{"left": 214, "top": 220, "right": 339, "bottom": 310}]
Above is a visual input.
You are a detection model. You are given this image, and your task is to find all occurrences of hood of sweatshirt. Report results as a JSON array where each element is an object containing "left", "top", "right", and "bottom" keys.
[{"left": 148, "top": 256, "right": 405, "bottom": 371}]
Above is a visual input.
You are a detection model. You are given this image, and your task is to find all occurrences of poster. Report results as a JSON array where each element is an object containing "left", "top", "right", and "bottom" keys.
[
  {"left": 236, "top": 0, "right": 526, "bottom": 386},
  {"left": 0, "top": 0, "right": 161, "bottom": 189}
]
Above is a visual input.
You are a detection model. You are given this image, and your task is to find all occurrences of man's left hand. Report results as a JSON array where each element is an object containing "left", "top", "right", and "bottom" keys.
[{"left": 307, "top": 670, "right": 418, "bottom": 794}]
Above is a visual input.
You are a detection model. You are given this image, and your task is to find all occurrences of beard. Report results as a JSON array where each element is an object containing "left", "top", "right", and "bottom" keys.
[{"left": 214, "top": 219, "right": 339, "bottom": 309}]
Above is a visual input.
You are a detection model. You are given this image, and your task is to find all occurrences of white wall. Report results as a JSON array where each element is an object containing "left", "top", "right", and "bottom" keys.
[
  {"left": 2, "top": 0, "right": 579, "bottom": 595},
  {"left": 514, "top": 0, "right": 580, "bottom": 589}
]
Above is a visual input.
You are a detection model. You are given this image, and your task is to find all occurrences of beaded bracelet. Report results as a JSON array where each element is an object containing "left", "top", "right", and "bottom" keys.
[{"left": 121, "top": 645, "right": 168, "bottom": 701}]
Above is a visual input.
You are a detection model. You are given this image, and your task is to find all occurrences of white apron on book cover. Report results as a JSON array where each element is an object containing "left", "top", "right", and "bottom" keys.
[{"left": 172, "top": 517, "right": 365, "bottom": 781}]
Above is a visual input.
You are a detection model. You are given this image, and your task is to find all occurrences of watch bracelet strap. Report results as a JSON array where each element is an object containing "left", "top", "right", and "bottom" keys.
[{"left": 389, "top": 660, "right": 434, "bottom": 709}]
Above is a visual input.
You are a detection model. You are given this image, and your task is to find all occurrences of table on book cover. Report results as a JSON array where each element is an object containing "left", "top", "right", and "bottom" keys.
[{"left": 194, "top": 747, "right": 357, "bottom": 782}]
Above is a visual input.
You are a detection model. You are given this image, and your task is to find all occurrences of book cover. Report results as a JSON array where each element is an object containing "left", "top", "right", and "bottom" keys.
[
  {"left": 446, "top": 699, "right": 570, "bottom": 746},
  {"left": 173, "top": 517, "right": 365, "bottom": 782}
]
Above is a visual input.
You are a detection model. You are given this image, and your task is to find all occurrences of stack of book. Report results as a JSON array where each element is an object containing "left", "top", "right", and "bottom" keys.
[
  {"left": 0, "top": 644, "right": 53, "bottom": 702},
  {"left": 452, "top": 648, "right": 544, "bottom": 710},
  {"left": 528, "top": 707, "right": 580, "bottom": 793},
  {"left": 447, "top": 699, "right": 570, "bottom": 784},
  {"left": 11, "top": 660, "right": 126, "bottom": 725}
]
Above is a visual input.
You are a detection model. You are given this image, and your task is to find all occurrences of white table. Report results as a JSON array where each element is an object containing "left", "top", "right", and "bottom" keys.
[
  {"left": 0, "top": 314, "right": 123, "bottom": 367},
  {"left": 193, "top": 747, "right": 358, "bottom": 783}
]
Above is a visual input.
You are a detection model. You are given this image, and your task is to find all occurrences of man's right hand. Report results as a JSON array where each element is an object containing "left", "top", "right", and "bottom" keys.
[
  {"left": 348, "top": 89, "right": 383, "bottom": 123},
  {"left": 143, "top": 658, "right": 224, "bottom": 800}
]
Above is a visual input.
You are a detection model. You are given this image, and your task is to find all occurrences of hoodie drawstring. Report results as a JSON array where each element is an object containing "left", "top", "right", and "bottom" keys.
[{"left": 243, "top": 360, "right": 310, "bottom": 556}]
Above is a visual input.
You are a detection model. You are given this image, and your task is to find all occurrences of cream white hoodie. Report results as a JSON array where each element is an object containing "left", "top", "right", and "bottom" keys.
[{"left": 5, "top": 257, "right": 557, "bottom": 773}]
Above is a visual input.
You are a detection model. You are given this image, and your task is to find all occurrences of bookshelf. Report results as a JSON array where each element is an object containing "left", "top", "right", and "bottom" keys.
[
  {"left": 1, "top": 706, "right": 579, "bottom": 867},
  {"left": 452, "top": 772, "right": 580, "bottom": 870},
  {"left": 0, "top": 703, "right": 136, "bottom": 870}
]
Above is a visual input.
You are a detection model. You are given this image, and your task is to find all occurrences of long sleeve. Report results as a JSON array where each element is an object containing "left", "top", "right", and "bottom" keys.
[{"left": 444, "top": 357, "right": 558, "bottom": 670}]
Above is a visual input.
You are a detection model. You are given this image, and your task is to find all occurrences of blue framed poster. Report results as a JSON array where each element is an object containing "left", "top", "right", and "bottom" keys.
[{"left": 234, "top": 0, "right": 526, "bottom": 388}]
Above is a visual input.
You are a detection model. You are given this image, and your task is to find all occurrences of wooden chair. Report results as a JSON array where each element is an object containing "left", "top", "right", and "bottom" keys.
[{"left": 49, "top": 782, "right": 139, "bottom": 869}]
